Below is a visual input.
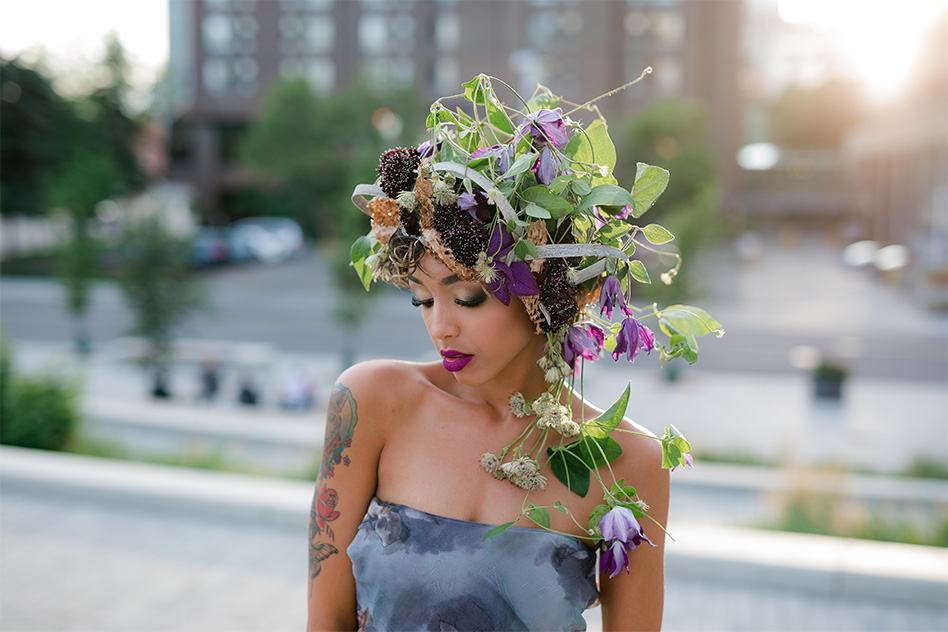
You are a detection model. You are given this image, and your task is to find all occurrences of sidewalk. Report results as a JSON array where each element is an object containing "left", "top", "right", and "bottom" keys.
[{"left": 2, "top": 446, "right": 946, "bottom": 632}]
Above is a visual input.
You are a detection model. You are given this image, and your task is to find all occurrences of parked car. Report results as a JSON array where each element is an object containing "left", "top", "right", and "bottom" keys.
[
  {"left": 226, "top": 223, "right": 288, "bottom": 264},
  {"left": 230, "top": 217, "right": 306, "bottom": 262},
  {"left": 190, "top": 227, "right": 230, "bottom": 267}
]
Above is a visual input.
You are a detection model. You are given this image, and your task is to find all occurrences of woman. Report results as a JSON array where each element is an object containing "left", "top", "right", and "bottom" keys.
[{"left": 307, "top": 74, "right": 719, "bottom": 631}]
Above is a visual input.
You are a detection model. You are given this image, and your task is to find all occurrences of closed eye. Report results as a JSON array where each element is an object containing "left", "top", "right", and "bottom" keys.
[{"left": 410, "top": 297, "right": 433, "bottom": 308}]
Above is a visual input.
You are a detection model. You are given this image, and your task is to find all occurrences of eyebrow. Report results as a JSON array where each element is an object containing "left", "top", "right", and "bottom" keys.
[{"left": 407, "top": 273, "right": 462, "bottom": 287}]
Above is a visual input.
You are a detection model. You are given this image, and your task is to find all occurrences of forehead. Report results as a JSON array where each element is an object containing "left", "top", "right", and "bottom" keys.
[{"left": 410, "top": 255, "right": 472, "bottom": 287}]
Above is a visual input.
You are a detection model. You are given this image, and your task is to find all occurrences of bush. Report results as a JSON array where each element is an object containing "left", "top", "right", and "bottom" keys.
[{"left": 1, "top": 372, "right": 80, "bottom": 451}]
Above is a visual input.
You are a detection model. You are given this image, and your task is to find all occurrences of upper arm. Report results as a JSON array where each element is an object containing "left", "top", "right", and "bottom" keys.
[
  {"left": 598, "top": 428, "right": 670, "bottom": 632},
  {"left": 306, "top": 364, "right": 390, "bottom": 631}
]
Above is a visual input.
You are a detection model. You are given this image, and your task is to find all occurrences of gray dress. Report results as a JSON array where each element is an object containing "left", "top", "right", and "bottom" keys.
[{"left": 347, "top": 497, "right": 599, "bottom": 632}]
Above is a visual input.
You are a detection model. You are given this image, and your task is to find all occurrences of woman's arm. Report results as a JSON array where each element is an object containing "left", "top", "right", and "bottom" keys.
[
  {"left": 306, "top": 364, "right": 388, "bottom": 631},
  {"left": 598, "top": 431, "right": 670, "bottom": 632}
]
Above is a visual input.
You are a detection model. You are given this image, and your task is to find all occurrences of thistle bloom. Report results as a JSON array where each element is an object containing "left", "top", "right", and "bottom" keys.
[
  {"left": 612, "top": 316, "right": 655, "bottom": 362},
  {"left": 482, "top": 224, "right": 539, "bottom": 305},
  {"left": 521, "top": 108, "right": 570, "bottom": 148},
  {"left": 599, "top": 506, "right": 654, "bottom": 578}
]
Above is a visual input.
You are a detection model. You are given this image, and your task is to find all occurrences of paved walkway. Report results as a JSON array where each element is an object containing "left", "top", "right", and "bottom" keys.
[{"left": 2, "top": 447, "right": 946, "bottom": 632}]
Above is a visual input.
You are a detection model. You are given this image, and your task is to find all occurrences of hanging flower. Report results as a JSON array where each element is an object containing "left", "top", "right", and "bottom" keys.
[
  {"left": 521, "top": 108, "right": 570, "bottom": 148},
  {"left": 563, "top": 325, "right": 603, "bottom": 369},
  {"left": 599, "top": 276, "right": 626, "bottom": 319},
  {"left": 612, "top": 316, "right": 655, "bottom": 363},
  {"left": 534, "top": 145, "right": 557, "bottom": 185},
  {"left": 599, "top": 505, "right": 654, "bottom": 578}
]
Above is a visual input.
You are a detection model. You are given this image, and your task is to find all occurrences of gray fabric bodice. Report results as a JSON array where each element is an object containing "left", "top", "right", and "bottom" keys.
[{"left": 347, "top": 497, "right": 599, "bottom": 632}]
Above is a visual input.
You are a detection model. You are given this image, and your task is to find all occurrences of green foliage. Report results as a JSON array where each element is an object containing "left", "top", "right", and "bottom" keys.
[
  {"left": 0, "top": 331, "right": 12, "bottom": 424},
  {"left": 0, "top": 58, "right": 74, "bottom": 215},
  {"left": 1, "top": 371, "right": 80, "bottom": 451},
  {"left": 239, "top": 78, "right": 423, "bottom": 239},
  {"left": 115, "top": 216, "right": 204, "bottom": 373},
  {"left": 615, "top": 100, "right": 719, "bottom": 303}
]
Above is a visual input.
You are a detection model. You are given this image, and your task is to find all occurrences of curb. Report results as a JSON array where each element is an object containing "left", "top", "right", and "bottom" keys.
[{"left": 2, "top": 446, "right": 946, "bottom": 607}]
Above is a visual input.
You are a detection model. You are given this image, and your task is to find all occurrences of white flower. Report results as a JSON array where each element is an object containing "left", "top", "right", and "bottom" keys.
[
  {"left": 480, "top": 453, "right": 505, "bottom": 480},
  {"left": 486, "top": 188, "right": 503, "bottom": 205},
  {"left": 431, "top": 180, "right": 458, "bottom": 206},
  {"left": 509, "top": 392, "right": 532, "bottom": 418},
  {"left": 396, "top": 191, "right": 417, "bottom": 210}
]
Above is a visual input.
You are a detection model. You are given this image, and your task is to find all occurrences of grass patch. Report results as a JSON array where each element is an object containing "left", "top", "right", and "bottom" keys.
[{"left": 67, "top": 435, "right": 319, "bottom": 482}]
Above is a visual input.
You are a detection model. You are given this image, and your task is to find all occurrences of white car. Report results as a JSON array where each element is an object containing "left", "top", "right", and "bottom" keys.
[{"left": 229, "top": 217, "right": 306, "bottom": 263}]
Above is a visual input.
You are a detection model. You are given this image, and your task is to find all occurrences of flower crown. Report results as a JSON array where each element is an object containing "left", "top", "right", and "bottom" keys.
[{"left": 351, "top": 74, "right": 723, "bottom": 577}]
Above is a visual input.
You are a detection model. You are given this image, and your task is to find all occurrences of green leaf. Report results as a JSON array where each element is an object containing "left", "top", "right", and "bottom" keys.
[
  {"left": 523, "top": 203, "right": 551, "bottom": 220},
  {"left": 641, "top": 223, "right": 675, "bottom": 245},
  {"left": 503, "top": 151, "right": 537, "bottom": 179},
  {"left": 566, "top": 119, "right": 617, "bottom": 182},
  {"left": 661, "top": 425, "right": 693, "bottom": 469},
  {"left": 576, "top": 184, "right": 635, "bottom": 213},
  {"left": 583, "top": 383, "right": 630, "bottom": 439},
  {"left": 577, "top": 435, "right": 623, "bottom": 469},
  {"left": 350, "top": 235, "right": 375, "bottom": 291},
  {"left": 597, "top": 219, "right": 632, "bottom": 242},
  {"left": 569, "top": 178, "right": 592, "bottom": 196},
  {"left": 528, "top": 506, "right": 551, "bottom": 529},
  {"left": 631, "top": 163, "right": 670, "bottom": 217},
  {"left": 587, "top": 504, "right": 610, "bottom": 534},
  {"left": 462, "top": 75, "right": 486, "bottom": 103},
  {"left": 486, "top": 93, "right": 514, "bottom": 135},
  {"left": 548, "top": 445, "right": 591, "bottom": 498},
  {"left": 658, "top": 305, "right": 724, "bottom": 338},
  {"left": 520, "top": 186, "right": 574, "bottom": 219},
  {"left": 628, "top": 260, "right": 651, "bottom": 284},
  {"left": 554, "top": 500, "right": 568, "bottom": 514},
  {"left": 483, "top": 520, "right": 516, "bottom": 540}
]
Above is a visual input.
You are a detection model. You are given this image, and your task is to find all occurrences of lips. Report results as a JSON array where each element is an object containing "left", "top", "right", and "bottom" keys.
[{"left": 440, "top": 349, "right": 474, "bottom": 372}]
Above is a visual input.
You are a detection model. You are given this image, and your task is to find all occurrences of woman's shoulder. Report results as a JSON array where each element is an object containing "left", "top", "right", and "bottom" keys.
[{"left": 333, "top": 359, "right": 438, "bottom": 410}]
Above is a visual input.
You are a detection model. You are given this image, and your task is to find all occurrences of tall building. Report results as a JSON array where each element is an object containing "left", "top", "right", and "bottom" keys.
[{"left": 167, "top": 0, "right": 741, "bottom": 222}]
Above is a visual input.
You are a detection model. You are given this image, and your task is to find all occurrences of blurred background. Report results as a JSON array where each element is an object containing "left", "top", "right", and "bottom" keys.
[{"left": 1, "top": 1, "right": 946, "bottom": 631}]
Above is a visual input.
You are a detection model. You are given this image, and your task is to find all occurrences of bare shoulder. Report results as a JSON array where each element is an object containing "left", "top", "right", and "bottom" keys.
[{"left": 331, "top": 359, "right": 433, "bottom": 419}]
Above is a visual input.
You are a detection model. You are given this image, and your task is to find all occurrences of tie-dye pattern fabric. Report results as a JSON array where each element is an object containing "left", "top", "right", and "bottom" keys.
[{"left": 347, "top": 497, "right": 599, "bottom": 631}]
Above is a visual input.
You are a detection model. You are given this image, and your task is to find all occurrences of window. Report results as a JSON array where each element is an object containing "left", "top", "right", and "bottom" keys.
[{"left": 203, "top": 14, "right": 234, "bottom": 55}]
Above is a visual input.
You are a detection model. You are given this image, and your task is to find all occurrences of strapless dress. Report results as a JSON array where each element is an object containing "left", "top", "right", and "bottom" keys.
[{"left": 347, "top": 497, "right": 599, "bottom": 631}]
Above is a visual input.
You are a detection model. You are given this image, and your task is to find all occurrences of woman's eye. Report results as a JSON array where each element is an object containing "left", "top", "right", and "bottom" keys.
[
  {"left": 456, "top": 295, "right": 486, "bottom": 308},
  {"left": 411, "top": 297, "right": 433, "bottom": 308}
]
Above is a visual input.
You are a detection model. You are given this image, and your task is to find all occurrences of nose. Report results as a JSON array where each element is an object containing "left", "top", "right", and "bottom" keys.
[{"left": 426, "top": 302, "right": 460, "bottom": 343}]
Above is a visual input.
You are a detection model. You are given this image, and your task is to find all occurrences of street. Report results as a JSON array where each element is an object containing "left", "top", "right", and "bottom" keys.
[{"left": 1, "top": 237, "right": 946, "bottom": 380}]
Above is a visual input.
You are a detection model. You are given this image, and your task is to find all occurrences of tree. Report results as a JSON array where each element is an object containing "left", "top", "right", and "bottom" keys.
[
  {"left": 615, "top": 100, "right": 720, "bottom": 304},
  {"left": 115, "top": 215, "right": 204, "bottom": 398},
  {"left": 0, "top": 58, "right": 73, "bottom": 215},
  {"left": 240, "top": 79, "right": 424, "bottom": 366}
]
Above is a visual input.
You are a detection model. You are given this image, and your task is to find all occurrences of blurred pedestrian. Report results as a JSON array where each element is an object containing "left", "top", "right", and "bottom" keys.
[
  {"left": 238, "top": 369, "right": 259, "bottom": 406},
  {"left": 197, "top": 359, "right": 220, "bottom": 404}
]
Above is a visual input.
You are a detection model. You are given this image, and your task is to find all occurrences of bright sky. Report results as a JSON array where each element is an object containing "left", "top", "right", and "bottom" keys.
[
  {"left": 0, "top": 0, "right": 168, "bottom": 92},
  {"left": 777, "top": 0, "right": 948, "bottom": 102}
]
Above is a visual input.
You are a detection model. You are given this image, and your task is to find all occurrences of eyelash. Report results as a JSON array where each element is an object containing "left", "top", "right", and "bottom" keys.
[{"left": 411, "top": 295, "right": 486, "bottom": 308}]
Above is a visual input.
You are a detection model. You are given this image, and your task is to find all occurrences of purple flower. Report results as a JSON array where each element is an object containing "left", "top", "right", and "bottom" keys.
[
  {"left": 599, "top": 276, "right": 626, "bottom": 319},
  {"left": 671, "top": 452, "right": 694, "bottom": 472},
  {"left": 600, "top": 506, "right": 652, "bottom": 549},
  {"left": 612, "top": 316, "right": 656, "bottom": 363},
  {"left": 521, "top": 108, "right": 570, "bottom": 148},
  {"left": 563, "top": 325, "right": 603, "bottom": 369},
  {"left": 598, "top": 506, "right": 655, "bottom": 579},
  {"left": 471, "top": 144, "right": 514, "bottom": 176},
  {"left": 533, "top": 145, "right": 557, "bottom": 185},
  {"left": 600, "top": 539, "right": 630, "bottom": 579},
  {"left": 457, "top": 188, "right": 491, "bottom": 222},
  {"left": 417, "top": 139, "right": 441, "bottom": 158},
  {"left": 483, "top": 224, "right": 539, "bottom": 305}
]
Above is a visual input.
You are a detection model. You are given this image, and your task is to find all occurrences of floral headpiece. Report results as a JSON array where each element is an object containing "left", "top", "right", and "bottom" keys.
[{"left": 351, "top": 74, "right": 723, "bottom": 577}]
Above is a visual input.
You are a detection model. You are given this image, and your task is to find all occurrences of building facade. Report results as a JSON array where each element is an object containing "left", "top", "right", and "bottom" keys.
[{"left": 167, "top": 0, "right": 741, "bottom": 222}]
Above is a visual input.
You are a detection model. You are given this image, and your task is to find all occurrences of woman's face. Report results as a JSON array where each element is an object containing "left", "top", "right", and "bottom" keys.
[{"left": 407, "top": 255, "right": 544, "bottom": 387}]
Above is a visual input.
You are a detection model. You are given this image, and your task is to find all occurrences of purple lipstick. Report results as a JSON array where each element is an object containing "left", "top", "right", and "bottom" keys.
[{"left": 440, "top": 350, "right": 473, "bottom": 372}]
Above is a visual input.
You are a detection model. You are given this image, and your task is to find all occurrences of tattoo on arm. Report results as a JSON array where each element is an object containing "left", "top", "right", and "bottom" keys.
[{"left": 309, "top": 383, "right": 358, "bottom": 595}]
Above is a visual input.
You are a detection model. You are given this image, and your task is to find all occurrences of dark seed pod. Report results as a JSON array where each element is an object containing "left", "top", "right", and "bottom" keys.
[
  {"left": 378, "top": 147, "right": 421, "bottom": 199},
  {"left": 537, "top": 258, "right": 578, "bottom": 332}
]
